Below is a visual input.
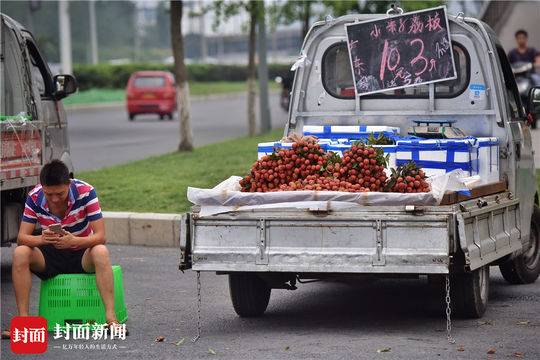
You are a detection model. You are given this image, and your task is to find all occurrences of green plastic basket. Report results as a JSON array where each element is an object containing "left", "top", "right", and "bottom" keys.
[{"left": 38, "top": 265, "right": 127, "bottom": 331}]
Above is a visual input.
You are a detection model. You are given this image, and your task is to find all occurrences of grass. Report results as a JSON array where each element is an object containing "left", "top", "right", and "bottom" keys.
[
  {"left": 77, "top": 129, "right": 283, "bottom": 214},
  {"left": 63, "top": 81, "right": 279, "bottom": 106},
  {"left": 79, "top": 138, "right": 540, "bottom": 214}
]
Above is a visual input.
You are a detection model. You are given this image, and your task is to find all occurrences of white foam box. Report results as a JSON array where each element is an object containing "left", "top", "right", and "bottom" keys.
[
  {"left": 303, "top": 125, "right": 400, "bottom": 140},
  {"left": 395, "top": 138, "right": 479, "bottom": 178}
]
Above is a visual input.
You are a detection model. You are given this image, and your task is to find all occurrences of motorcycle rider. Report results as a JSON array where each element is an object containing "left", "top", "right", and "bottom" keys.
[{"left": 508, "top": 29, "right": 540, "bottom": 86}]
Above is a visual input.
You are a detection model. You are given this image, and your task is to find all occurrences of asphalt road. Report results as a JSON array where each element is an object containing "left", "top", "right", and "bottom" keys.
[
  {"left": 67, "top": 93, "right": 286, "bottom": 172},
  {"left": 1, "top": 244, "right": 539, "bottom": 360},
  {"left": 67, "top": 98, "right": 540, "bottom": 172}
]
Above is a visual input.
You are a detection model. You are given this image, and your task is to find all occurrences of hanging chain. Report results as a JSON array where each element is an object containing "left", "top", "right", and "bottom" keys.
[
  {"left": 191, "top": 271, "right": 202, "bottom": 343},
  {"left": 445, "top": 274, "right": 456, "bottom": 344}
]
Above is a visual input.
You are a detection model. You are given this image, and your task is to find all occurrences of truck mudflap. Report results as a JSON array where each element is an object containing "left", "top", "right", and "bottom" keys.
[
  {"left": 188, "top": 207, "right": 454, "bottom": 274},
  {"left": 456, "top": 192, "right": 521, "bottom": 271}
]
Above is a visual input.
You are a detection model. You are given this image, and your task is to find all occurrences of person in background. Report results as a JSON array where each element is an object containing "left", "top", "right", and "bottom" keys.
[{"left": 508, "top": 29, "right": 540, "bottom": 85}]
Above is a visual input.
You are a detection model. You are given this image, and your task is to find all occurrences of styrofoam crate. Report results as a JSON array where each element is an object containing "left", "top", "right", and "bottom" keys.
[
  {"left": 395, "top": 138, "right": 479, "bottom": 177},
  {"left": 303, "top": 125, "right": 400, "bottom": 140}
]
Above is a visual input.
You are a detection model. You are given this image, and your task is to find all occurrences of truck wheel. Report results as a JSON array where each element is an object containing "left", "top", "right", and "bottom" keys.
[
  {"left": 229, "top": 273, "right": 271, "bottom": 317},
  {"left": 499, "top": 207, "right": 540, "bottom": 284},
  {"left": 450, "top": 265, "right": 489, "bottom": 318}
]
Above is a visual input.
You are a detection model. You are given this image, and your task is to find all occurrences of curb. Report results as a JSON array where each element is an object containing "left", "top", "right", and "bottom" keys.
[
  {"left": 103, "top": 211, "right": 184, "bottom": 248},
  {"left": 65, "top": 90, "right": 279, "bottom": 112}
]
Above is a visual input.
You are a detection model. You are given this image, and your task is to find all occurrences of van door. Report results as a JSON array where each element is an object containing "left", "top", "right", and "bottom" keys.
[{"left": 24, "top": 35, "right": 73, "bottom": 174}]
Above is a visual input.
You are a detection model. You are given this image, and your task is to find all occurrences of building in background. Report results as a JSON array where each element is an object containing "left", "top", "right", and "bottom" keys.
[{"left": 2, "top": 0, "right": 538, "bottom": 66}]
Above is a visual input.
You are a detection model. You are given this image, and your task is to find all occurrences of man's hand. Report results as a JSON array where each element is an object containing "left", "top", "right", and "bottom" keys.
[
  {"left": 42, "top": 229, "right": 61, "bottom": 245},
  {"left": 54, "top": 231, "right": 81, "bottom": 250}
]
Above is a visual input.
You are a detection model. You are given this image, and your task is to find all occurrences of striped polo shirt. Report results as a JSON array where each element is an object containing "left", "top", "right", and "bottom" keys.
[{"left": 22, "top": 179, "right": 103, "bottom": 237}]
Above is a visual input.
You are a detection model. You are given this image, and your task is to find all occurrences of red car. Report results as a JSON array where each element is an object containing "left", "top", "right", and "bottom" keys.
[{"left": 126, "top": 71, "right": 176, "bottom": 121}]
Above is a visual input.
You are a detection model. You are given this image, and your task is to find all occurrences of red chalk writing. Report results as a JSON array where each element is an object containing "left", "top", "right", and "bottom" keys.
[
  {"left": 386, "top": 20, "right": 397, "bottom": 35},
  {"left": 426, "top": 12, "right": 443, "bottom": 32},
  {"left": 345, "top": 7, "right": 455, "bottom": 94},
  {"left": 370, "top": 24, "right": 381, "bottom": 39},
  {"left": 409, "top": 38, "right": 428, "bottom": 75},
  {"left": 408, "top": 15, "right": 424, "bottom": 34},
  {"left": 398, "top": 18, "right": 406, "bottom": 33}
]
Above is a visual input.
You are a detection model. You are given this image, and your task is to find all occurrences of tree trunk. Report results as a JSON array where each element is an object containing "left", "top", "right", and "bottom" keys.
[
  {"left": 170, "top": 0, "right": 193, "bottom": 151},
  {"left": 302, "top": 0, "right": 311, "bottom": 39},
  {"left": 247, "top": 0, "right": 257, "bottom": 137}
]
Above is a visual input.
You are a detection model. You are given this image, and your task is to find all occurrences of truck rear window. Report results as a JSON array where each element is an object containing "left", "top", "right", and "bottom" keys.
[
  {"left": 322, "top": 42, "right": 469, "bottom": 99},
  {"left": 133, "top": 76, "right": 166, "bottom": 88}
]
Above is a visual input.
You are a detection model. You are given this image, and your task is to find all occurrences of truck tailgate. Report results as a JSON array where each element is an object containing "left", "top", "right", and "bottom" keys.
[{"left": 188, "top": 206, "right": 455, "bottom": 274}]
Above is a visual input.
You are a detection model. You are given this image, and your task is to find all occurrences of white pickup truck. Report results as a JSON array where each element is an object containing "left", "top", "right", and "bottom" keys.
[{"left": 179, "top": 11, "right": 540, "bottom": 323}]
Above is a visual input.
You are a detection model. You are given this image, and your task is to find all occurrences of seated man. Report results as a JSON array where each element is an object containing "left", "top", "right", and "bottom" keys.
[{"left": 9, "top": 160, "right": 122, "bottom": 332}]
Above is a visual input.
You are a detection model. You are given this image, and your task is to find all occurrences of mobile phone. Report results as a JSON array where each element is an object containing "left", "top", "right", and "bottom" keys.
[{"left": 48, "top": 224, "right": 65, "bottom": 235}]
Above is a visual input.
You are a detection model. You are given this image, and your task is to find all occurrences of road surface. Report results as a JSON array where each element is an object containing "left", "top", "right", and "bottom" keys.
[
  {"left": 67, "top": 96, "right": 540, "bottom": 172},
  {"left": 67, "top": 93, "right": 285, "bottom": 171},
  {"left": 1, "top": 244, "right": 539, "bottom": 359}
]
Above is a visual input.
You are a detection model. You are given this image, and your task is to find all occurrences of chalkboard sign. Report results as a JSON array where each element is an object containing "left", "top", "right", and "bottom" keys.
[{"left": 345, "top": 6, "right": 456, "bottom": 96}]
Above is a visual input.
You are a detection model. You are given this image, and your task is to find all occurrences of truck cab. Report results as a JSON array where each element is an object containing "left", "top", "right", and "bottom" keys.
[
  {"left": 181, "top": 11, "right": 540, "bottom": 320},
  {"left": 1, "top": 14, "right": 77, "bottom": 246}
]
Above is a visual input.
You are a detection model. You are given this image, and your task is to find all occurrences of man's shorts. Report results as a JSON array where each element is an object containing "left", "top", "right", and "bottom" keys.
[{"left": 31, "top": 245, "right": 88, "bottom": 280}]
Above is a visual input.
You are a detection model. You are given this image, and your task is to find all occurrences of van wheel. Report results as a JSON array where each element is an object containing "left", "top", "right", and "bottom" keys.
[
  {"left": 229, "top": 273, "right": 271, "bottom": 317},
  {"left": 167, "top": 113, "right": 173, "bottom": 120},
  {"left": 450, "top": 265, "right": 489, "bottom": 318},
  {"left": 128, "top": 113, "right": 135, "bottom": 121},
  {"left": 159, "top": 114, "right": 165, "bottom": 120},
  {"left": 499, "top": 207, "right": 540, "bottom": 284}
]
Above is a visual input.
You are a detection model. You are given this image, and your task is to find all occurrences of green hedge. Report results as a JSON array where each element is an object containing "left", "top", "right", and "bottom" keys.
[{"left": 73, "top": 63, "right": 292, "bottom": 90}]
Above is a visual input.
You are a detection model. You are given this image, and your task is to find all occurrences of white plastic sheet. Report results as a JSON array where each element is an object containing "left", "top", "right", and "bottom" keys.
[{"left": 187, "top": 170, "right": 472, "bottom": 216}]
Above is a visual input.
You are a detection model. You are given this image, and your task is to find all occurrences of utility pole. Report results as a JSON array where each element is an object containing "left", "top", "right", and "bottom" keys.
[
  {"left": 89, "top": 0, "right": 98, "bottom": 64},
  {"left": 257, "top": 4, "right": 271, "bottom": 133},
  {"left": 59, "top": 1, "right": 73, "bottom": 74}
]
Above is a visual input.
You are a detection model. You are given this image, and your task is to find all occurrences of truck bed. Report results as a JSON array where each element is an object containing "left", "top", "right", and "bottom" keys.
[{"left": 184, "top": 191, "right": 522, "bottom": 275}]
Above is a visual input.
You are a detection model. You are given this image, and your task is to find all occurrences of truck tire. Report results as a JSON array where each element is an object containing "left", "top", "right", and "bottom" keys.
[
  {"left": 450, "top": 265, "right": 489, "bottom": 318},
  {"left": 229, "top": 273, "right": 271, "bottom": 317},
  {"left": 499, "top": 207, "right": 540, "bottom": 284}
]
